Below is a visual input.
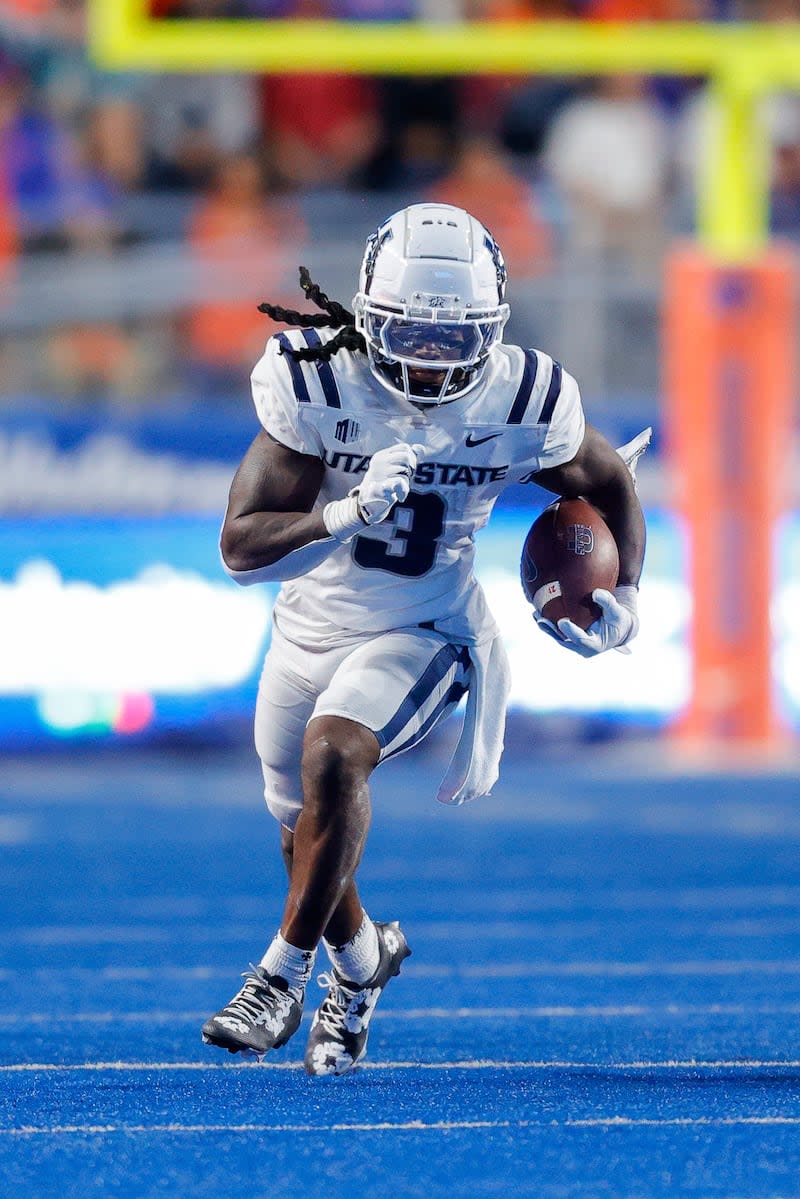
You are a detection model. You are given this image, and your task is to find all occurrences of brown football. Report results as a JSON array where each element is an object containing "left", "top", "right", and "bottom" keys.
[{"left": 520, "top": 497, "right": 619, "bottom": 632}]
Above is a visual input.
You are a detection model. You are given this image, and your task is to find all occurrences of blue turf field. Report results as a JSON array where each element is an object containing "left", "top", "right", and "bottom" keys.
[{"left": 2, "top": 739, "right": 800, "bottom": 1198}]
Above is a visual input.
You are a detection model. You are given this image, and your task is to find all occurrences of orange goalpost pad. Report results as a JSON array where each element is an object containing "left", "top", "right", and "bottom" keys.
[{"left": 664, "top": 243, "right": 795, "bottom": 745}]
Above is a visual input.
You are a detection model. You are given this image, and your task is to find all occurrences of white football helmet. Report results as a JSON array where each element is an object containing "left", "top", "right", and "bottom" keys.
[{"left": 353, "top": 203, "right": 510, "bottom": 405}]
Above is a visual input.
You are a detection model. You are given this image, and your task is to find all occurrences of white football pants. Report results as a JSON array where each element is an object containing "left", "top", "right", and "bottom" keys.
[{"left": 254, "top": 624, "right": 472, "bottom": 829}]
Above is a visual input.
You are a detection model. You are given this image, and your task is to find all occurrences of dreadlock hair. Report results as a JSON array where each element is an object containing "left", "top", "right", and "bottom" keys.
[{"left": 258, "top": 267, "right": 367, "bottom": 362}]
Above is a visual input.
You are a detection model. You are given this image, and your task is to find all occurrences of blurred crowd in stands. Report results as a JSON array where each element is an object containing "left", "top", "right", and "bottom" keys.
[{"left": 2, "top": 0, "right": 800, "bottom": 403}]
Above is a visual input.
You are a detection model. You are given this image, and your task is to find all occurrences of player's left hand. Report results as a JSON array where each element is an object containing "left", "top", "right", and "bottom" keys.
[{"left": 541, "top": 585, "right": 639, "bottom": 658}]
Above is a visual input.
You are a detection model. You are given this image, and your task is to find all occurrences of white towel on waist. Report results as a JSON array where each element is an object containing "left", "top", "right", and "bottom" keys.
[{"left": 437, "top": 632, "right": 512, "bottom": 806}]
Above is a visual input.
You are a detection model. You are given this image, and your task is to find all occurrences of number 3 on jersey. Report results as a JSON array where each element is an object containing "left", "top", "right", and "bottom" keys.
[{"left": 353, "top": 492, "right": 445, "bottom": 578}]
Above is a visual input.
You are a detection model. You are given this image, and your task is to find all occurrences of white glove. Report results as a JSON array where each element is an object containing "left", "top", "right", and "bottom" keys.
[
  {"left": 537, "top": 585, "right": 639, "bottom": 658},
  {"left": 323, "top": 443, "right": 424, "bottom": 542},
  {"left": 356, "top": 443, "right": 424, "bottom": 523}
]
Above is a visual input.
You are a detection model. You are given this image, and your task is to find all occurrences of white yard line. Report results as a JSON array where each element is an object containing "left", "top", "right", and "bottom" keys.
[
  {"left": 3, "top": 1003, "right": 800, "bottom": 1024},
  {"left": 2, "top": 1115, "right": 800, "bottom": 1136},
  {"left": 8, "top": 920, "right": 800, "bottom": 945},
  {"left": 3, "top": 1058, "right": 800, "bottom": 1073},
  {"left": 4, "top": 959, "right": 800, "bottom": 981}
]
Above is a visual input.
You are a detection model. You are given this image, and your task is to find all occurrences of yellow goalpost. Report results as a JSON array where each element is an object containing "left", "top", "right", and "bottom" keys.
[
  {"left": 87, "top": 3, "right": 800, "bottom": 258},
  {"left": 86, "top": 3, "right": 800, "bottom": 746}
]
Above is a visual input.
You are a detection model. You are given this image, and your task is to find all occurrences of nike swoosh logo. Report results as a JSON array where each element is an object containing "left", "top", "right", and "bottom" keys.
[{"left": 465, "top": 432, "right": 502, "bottom": 447}]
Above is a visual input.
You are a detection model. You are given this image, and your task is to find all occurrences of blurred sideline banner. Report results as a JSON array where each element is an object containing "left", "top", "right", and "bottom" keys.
[{"left": 2, "top": 511, "right": 798, "bottom": 748}]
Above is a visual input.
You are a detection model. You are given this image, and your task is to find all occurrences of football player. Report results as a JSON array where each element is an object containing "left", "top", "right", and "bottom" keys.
[{"left": 201, "top": 203, "right": 646, "bottom": 1075}]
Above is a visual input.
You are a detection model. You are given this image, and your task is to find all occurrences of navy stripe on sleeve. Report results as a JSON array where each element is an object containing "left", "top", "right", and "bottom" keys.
[
  {"left": 276, "top": 333, "right": 311, "bottom": 405},
  {"left": 301, "top": 328, "right": 342, "bottom": 409},
  {"left": 506, "top": 349, "right": 539, "bottom": 425},
  {"left": 538, "top": 360, "right": 563, "bottom": 425}
]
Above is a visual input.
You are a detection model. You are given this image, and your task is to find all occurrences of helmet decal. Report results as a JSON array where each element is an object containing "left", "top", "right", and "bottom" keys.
[
  {"left": 483, "top": 233, "right": 507, "bottom": 302},
  {"left": 414, "top": 293, "right": 457, "bottom": 309},
  {"left": 362, "top": 223, "right": 394, "bottom": 295}
]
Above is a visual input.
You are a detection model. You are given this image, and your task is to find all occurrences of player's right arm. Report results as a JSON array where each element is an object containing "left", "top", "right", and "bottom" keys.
[
  {"left": 220, "top": 430, "right": 423, "bottom": 584},
  {"left": 221, "top": 430, "right": 327, "bottom": 575}
]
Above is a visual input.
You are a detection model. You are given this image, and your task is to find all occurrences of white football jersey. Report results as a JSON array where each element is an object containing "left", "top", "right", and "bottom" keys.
[{"left": 250, "top": 327, "right": 585, "bottom": 647}]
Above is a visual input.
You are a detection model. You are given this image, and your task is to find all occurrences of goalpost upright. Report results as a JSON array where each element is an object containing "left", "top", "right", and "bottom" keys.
[{"left": 87, "top": 4, "right": 800, "bottom": 746}]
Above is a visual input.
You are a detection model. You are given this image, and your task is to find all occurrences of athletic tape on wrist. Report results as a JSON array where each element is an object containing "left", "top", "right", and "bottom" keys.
[
  {"left": 323, "top": 493, "right": 365, "bottom": 542},
  {"left": 531, "top": 580, "right": 562, "bottom": 614}
]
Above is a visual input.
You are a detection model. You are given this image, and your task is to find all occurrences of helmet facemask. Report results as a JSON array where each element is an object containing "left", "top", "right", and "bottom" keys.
[{"left": 353, "top": 205, "right": 510, "bottom": 406}]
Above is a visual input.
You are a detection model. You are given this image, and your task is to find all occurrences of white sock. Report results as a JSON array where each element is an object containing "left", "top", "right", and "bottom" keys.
[
  {"left": 260, "top": 933, "right": 316, "bottom": 1000},
  {"left": 323, "top": 912, "right": 380, "bottom": 984}
]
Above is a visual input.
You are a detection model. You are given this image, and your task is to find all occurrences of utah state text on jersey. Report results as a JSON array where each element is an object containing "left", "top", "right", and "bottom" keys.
[{"left": 322, "top": 449, "right": 509, "bottom": 487}]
